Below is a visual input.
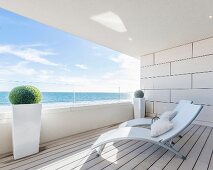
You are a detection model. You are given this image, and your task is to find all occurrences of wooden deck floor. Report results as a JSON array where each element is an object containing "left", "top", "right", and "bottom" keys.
[{"left": 0, "top": 124, "right": 213, "bottom": 170}]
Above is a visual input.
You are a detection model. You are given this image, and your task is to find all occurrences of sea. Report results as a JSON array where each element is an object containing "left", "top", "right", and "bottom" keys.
[{"left": 0, "top": 92, "right": 132, "bottom": 106}]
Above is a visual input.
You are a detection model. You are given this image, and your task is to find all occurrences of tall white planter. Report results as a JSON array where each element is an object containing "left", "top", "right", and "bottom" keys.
[
  {"left": 12, "top": 104, "right": 42, "bottom": 160},
  {"left": 133, "top": 98, "right": 145, "bottom": 118}
]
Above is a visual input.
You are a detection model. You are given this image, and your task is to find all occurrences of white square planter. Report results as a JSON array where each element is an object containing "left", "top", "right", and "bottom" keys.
[
  {"left": 133, "top": 98, "right": 145, "bottom": 118},
  {"left": 12, "top": 104, "right": 42, "bottom": 160}
]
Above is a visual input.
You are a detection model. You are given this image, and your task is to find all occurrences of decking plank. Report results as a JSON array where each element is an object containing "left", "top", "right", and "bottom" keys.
[
  {"left": 0, "top": 124, "right": 212, "bottom": 170},
  {"left": 193, "top": 128, "right": 213, "bottom": 170},
  {"left": 103, "top": 124, "right": 194, "bottom": 170},
  {"left": 87, "top": 142, "right": 150, "bottom": 170},
  {"left": 207, "top": 144, "right": 213, "bottom": 170},
  {"left": 0, "top": 126, "right": 117, "bottom": 170},
  {"left": 135, "top": 125, "right": 195, "bottom": 170},
  {"left": 57, "top": 140, "right": 138, "bottom": 170},
  {"left": 163, "top": 126, "right": 206, "bottom": 170},
  {"left": 178, "top": 127, "right": 211, "bottom": 170},
  {"left": 133, "top": 147, "right": 167, "bottom": 170},
  {"left": 116, "top": 144, "right": 159, "bottom": 170},
  {"left": 39, "top": 140, "right": 128, "bottom": 170},
  {"left": 0, "top": 124, "right": 117, "bottom": 164},
  {"left": 148, "top": 125, "right": 199, "bottom": 170}
]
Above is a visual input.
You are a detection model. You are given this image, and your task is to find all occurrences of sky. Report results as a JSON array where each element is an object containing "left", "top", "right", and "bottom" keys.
[{"left": 0, "top": 8, "right": 140, "bottom": 92}]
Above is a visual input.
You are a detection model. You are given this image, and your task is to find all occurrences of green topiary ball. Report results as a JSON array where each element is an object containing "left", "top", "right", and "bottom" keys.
[
  {"left": 9, "top": 85, "right": 42, "bottom": 105},
  {"left": 134, "top": 90, "right": 144, "bottom": 98}
]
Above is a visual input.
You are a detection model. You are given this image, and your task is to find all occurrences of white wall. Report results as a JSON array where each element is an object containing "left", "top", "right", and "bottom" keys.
[
  {"left": 141, "top": 37, "right": 213, "bottom": 126},
  {"left": 0, "top": 102, "right": 133, "bottom": 156}
]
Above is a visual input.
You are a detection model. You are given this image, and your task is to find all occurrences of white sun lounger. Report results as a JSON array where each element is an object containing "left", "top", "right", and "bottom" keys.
[
  {"left": 92, "top": 103, "right": 202, "bottom": 160},
  {"left": 119, "top": 100, "right": 192, "bottom": 128}
]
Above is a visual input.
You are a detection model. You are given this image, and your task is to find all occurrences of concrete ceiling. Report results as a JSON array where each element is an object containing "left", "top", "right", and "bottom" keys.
[{"left": 0, "top": 0, "right": 213, "bottom": 58}]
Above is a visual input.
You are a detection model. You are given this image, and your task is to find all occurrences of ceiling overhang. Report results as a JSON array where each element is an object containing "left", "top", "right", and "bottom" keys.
[{"left": 0, "top": 0, "right": 213, "bottom": 57}]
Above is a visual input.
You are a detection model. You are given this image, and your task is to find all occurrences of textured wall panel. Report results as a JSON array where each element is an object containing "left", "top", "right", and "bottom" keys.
[
  {"left": 193, "top": 72, "right": 213, "bottom": 88},
  {"left": 154, "top": 102, "right": 177, "bottom": 114},
  {"left": 141, "top": 37, "right": 213, "bottom": 127},
  {"left": 171, "top": 89, "right": 213, "bottom": 105},
  {"left": 144, "top": 90, "right": 170, "bottom": 102},
  {"left": 196, "top": 105, "right": 213, "bottom": 122},
  {"left": 193, "top": 37, "right": 213, "bottom": 57},
  {"left": 171, "top": 55, "right": 213, "bottom": 75},
  {"left": 141, "top": 74, "right": 191, "bottom": 89},
  {"left": 155, "top": 44, "right": 192, "bottom": 64},
  {"left": 140, "top": 54, "right": 154, "bottom": 67},
  {"left": 141, "top": 63, "right": 170, "bottom": 78},
  {"left": 145, "top": 101, "right": 154, "bottom": 113}
]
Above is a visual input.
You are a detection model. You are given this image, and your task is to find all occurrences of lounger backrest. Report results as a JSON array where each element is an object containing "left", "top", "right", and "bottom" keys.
[
  {"left": 173, "top": 100, "right": 193, "bottom": 113},
  {"left": 159, "top": 103, "right": 202, "bottom": 142}
]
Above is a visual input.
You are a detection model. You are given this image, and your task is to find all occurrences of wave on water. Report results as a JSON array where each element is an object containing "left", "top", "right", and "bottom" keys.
[{"left": 0, "top": 92, "right": 133, "bottom": 111}]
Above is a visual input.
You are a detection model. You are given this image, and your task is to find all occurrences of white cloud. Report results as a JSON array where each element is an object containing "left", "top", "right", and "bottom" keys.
[
  {"left": 0, "top": 52, "right": 139, "bottom": 92},
  {"left": 59, "top": 54, "right": 140, "bottom": 92},
  {"left": 0, "top": 61, "right": 37, "bottom": 76},
  {"left": 75, "top": 64, "right": 88, "bottom": 70},
  {"left": 0, "top": 44, "right": 57, "bottom": 66},
  {"left": 110, "top": 54, "right": 139, "bottom": 70},
  {"left": 103, "top": 54, "right": 140, "bottom": 92},
  {"left": 0, "top": 61, "right": 54, "bottom": 81},
  {"left": 0, "top": 61, "right": 58, "bottom": 91},
  {"left": 19, "top": 43, "right": 47, "bottom": 48}
]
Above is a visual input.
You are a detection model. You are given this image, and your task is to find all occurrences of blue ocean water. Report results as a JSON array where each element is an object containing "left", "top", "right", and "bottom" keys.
[{"left": 0, "top": 92, "right": 132, "bottom": 105}]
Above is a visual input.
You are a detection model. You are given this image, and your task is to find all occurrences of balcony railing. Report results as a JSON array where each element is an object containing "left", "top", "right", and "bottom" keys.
[{"left": 0, "top": 79, "right": 134, "bottom": 110}]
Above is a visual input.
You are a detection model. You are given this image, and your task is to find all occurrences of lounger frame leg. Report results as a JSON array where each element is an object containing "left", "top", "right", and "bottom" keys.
[
  {"left": 169, "top": 139, "right": 175, "bottom": 146},
  {"left": 96, "top": 144, "right": 105, "bottom": 157},
  {"left": 159, "top": 142, "right": 186, "bottom": 160}
]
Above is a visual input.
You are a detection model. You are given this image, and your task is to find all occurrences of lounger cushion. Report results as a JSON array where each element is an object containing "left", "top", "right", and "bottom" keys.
[
  {"left": 160, "top": 110, "right": 178, "bottom": 120},
  {"left": 151, "top": 117, "right": 173, "bottom": 137}
]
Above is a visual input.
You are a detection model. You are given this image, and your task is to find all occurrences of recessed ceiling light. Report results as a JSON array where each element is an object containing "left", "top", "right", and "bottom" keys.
[
  {"left": 128, "top": 37, "right": 133, "bottom": 41},
  {"left": 209, "top": 15, "right": 213, "bottom": 19}
]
